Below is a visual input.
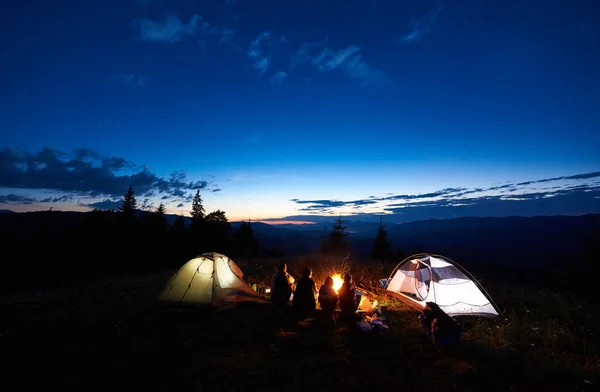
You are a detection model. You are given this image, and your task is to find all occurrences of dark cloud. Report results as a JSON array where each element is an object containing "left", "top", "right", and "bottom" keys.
[
  {"left": 381, "top": 187, "right": 467, "bottom": 201},
  {"left": 294, "top": 199, "right": 348, "bottom": 208},
  {"left": 212, "top": 188, "right": 222, "bottom": 193},
  {"left": 289, "top": 171, "right": 600, "bottom": 220},
  {"left": 567, "top": 172, "right": 600, "bottom": 180},
  {"left": 39, "top": 195, "right": 74, "bottom": 203},
  {"left": 515, "top": 172, "right": 600, "bottom": 187},
  {"left": 176, "top": 203, "right": 184, "bottom": 208},
  {"left": 382, "top": 188, "right": 600, "bottom": 221},
  {"left": 487, "top": 184, "right": 514, "bottom": 191},
  {"left": 0, "top": 147, "right": 218, "bottom": 200},
  {"left": 89, "top": 199, "right": 121, "bottom": 210},
  {"left": 0, "top": 194, "right": 37, "bottom": 204}
]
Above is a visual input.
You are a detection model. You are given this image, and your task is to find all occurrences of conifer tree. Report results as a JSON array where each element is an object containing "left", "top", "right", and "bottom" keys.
[
  {"left": 320, "top": 216, "right": 349, "bottom": 255},
  {"left": 190, "top": 190, "right": 205, "bottom": 220},
  {"left": 155, "top": 203, "right": 167, "bottom": 230},
  {"left": 372, "top": 217, "right": 393, "bottom": 261},
  {"left": 233, "top": 220, "right": 259, "bottom": 258},
  {"left": 119, "top": 186, "right": 138, "bottom": 218}
]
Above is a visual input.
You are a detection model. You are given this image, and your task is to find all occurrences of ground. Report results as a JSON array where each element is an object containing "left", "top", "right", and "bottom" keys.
[{"left": 1, "top": 267, "right": 598, "bottom": 392}]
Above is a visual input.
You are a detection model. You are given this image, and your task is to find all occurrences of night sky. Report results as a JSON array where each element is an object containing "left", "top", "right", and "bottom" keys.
[{"left": 1, "top": 0, "right": 599, "bottom": 222}]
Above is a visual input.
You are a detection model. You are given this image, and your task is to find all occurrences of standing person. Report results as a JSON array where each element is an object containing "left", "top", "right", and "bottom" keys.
[
  {"left": 338, "top": 273, "right": 358, "bottom": 322},
  {"left": 292, "top": 268, "right": 318, "bottom": 319},
  {"left": 270, "top": 263, "right": 294, "bottom": 306},
  {"left": 318, "top": 276, "right": 338, "bottom": 326}
]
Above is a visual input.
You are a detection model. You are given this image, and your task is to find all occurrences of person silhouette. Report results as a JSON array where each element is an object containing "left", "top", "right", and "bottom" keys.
[
  {"left": 292, "top": 268, "right": 317, "bottom": 319},
  {"left": 418, "top": 302, "right": 461, "bottom": 347},
  {"left": 337, "top": 273, "right": 358, "bottom": 324},
  {"left": 318, "top": 275, "right": 339, "bottom": 326},
  {"left": 270, "top": 263, "right": 294, "bottom": 306}
]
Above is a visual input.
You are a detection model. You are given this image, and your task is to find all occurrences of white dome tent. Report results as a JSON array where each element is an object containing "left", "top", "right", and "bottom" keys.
[
  {"left": 158, "top": 252, "right": 263, "bottom": 307},
  {"left": 384, "top": 253, "right": 499, "bottom": 317}
]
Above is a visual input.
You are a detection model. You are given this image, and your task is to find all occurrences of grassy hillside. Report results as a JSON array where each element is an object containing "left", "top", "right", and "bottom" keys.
[{"left": 1, "top": 257, "right": 598, "bottom": 391}]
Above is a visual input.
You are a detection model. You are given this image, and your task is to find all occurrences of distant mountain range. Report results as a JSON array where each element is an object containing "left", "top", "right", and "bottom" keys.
[
  {"left": 1, "top": 209, "right": 598, "bottom": 279},
  {"left": 243, "top": 214, "right": 600, "bottom": 272}
]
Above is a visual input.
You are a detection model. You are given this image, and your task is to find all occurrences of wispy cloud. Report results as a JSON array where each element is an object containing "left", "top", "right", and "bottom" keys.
[
  {"left": 291, "top": 40, "right": 328, "bottom": 67},
  {"left": 247, "top": 32, "right": 272, "bottom": 73},
  {"left": 312, "top": 46, "right": 360, "bottom": 71},
  {"left": 295, "top": 42, "right": 389, "bottom": 86},
  {"left": 270, "top": 71, "right": 288, "bottom": 84},
  {"left": 269, "top": 35, "right": 287, "bottom": 48},
  {"left": 218, "top": 27, "right": 235, "bottom": 43},
  {"left": 132, "top": 13, "right": 234, "bottom": 44},
  {"left": 399, "top": 7, "right": 443, "bottom": 44},
  {"left": 133, "top": 13, "right": 201, "bottom": 42},
  {"left": 108, "top": 73, "right": 147, "bottom": 87}
]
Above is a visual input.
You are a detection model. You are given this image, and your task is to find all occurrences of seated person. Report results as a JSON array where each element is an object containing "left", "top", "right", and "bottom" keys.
[
  {"left": 418, "top": 302, "right": 461, "bottom": 346},
  {"left": 318, "top": 276, "right": 339, "bottom": 325},
  {"left": 337, "top": 273, "right": 358, "bottom": 318},
  {"left": 270, "top": 263, "right": 294, "bottom": 306},
  {"left": 292, "top": 268, "right": 317, "bottom": 318}
]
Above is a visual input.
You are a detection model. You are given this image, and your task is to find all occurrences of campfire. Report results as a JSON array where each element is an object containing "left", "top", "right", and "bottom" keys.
[{"left": 331, "top": 274, "right": 344, "bottom": 293}]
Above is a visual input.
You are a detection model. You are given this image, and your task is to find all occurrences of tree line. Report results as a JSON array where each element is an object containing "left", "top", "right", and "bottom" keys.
[
  {"left": 320, "top": 215, "right": 404, "bottom": 262},
  {"left": 0, "top": 185, "right": 406, "bottom": 293},
  {"left": 0, "top": 186, "right": 260, "bottom": 293}
]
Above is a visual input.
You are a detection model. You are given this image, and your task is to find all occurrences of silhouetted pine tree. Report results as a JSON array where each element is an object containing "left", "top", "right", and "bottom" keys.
[
  {"left": 320, "top": 216, "right": 349, "bottom": 255},
  {"left": 190, "top": 190, "right": 205, "bottom": 221},
  {"left": 372, "top": 217, "right": 393, "bottom": 261},
  {"left": 119, "top": 186, "right": 138, "bottom": 217},
  {"left": 155, "top": 203, "right": 167, "bottom": 230},
  {"left": 189, "top": 190, "right": 206, "bottom": 252},
  {"left": 205, "top": 210, "right": 231, "bottom": 253},
  {"left": 233, "top": 221, "right": 259, "bottom": 259}
]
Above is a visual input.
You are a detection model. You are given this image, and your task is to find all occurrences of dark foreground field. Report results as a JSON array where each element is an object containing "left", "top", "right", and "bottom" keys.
[{"left": 1, "top": 266, "right": 599, "bottom": 392}]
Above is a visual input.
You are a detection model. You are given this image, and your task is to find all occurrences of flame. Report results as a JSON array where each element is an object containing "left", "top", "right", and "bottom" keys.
[{"left": 332, "top": 274, "right": 344, "bottom": 293}]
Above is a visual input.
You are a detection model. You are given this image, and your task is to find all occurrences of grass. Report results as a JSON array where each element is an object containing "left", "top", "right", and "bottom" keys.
[{"left": 1, "top": 257, "right": 598, "bottom": 391}]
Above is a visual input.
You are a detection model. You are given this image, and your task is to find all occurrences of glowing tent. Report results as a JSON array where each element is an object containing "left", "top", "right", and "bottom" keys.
[
  {"left": 158, "top": 252, "right": 263, "bottom": 307},
  {"left": 384, "top": 253, "right": 499, "bottom": 317}
]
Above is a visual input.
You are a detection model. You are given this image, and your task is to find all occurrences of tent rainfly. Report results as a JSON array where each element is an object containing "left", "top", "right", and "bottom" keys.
[
  {"left": 384, "top": 253, "right": 499, "bottom": 317},
  {"left": 158, "top": 252, "right": 263, "bottom": 307}
]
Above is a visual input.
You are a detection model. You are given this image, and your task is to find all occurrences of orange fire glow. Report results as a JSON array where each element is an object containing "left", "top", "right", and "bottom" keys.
[{"left": 332, "top": 274, "right": 344, "bottom": 293}]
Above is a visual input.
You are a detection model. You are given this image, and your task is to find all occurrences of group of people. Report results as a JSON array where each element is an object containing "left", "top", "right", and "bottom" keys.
[
  {"left": 269, "top": 263, "right": 461, "bottom": 346},
  {"left": 270, "top": 263, "right": 360, "bottom": 326}
]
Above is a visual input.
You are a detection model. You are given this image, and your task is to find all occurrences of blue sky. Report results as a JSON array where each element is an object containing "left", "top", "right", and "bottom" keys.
[{"left": 1, "top": 0, "right": 599, "bottom": 222}]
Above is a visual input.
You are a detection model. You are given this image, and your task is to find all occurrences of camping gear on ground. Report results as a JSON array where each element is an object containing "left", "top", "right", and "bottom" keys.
[
  {"left": 158, "top": 252, "right": 263, "bottom": 307},
  {"left": 385, "top": 253, "right": 499, "bottom": 317}
]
